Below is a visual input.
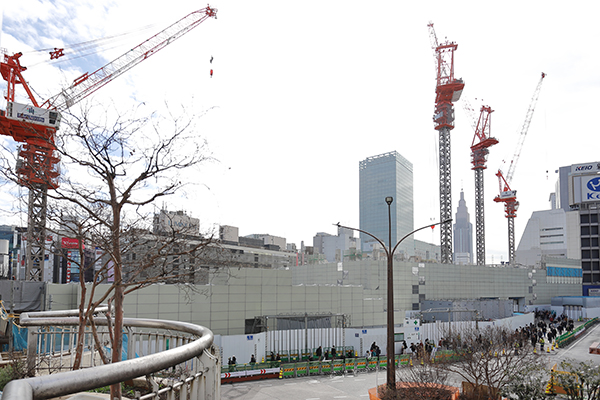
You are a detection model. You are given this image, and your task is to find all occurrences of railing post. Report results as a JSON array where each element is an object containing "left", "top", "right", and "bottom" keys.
[{"left": 26, "top": 327, "right": 37, "bottom": 376}]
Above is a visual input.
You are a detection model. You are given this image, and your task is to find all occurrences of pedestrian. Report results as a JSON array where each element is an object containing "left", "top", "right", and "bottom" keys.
[
  {"left": 331, "top": 345, "right": 337, "bottom": 359},
  {"left": 316, "top": 346, "right": 323, "bottom": 360},
  {"left": 250, "top": 354, "right": 256, "bottom": 364},
  {"left": 431, "top": 341, "right": 438, "bottom": 360}
]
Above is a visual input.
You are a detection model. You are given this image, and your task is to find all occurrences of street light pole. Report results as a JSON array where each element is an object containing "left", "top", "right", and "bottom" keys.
[
  {"left": 385, "top": 197, "right": 394, "bottom": 391},
  {"left": 336, "top": 200, "right": 451, "bottom": 392}
]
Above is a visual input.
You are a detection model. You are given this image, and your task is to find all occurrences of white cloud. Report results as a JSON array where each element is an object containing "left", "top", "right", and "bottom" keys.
[{"left": 1, "top": 0, "right": 599, "bottom": 263}]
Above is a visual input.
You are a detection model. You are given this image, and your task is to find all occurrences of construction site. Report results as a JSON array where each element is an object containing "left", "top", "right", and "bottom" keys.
[{"left": 0, "top": 3, "right": 598, "bottom": 398}]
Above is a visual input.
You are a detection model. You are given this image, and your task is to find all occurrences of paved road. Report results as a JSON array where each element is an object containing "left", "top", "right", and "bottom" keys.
[{"left": 221, "top": 323, "right": 600, "bottom": 400}]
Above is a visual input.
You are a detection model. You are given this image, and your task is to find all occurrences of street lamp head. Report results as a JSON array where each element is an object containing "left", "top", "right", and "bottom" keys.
[{"left": 385, "top": 196, "right": 393, "bottom": 205}]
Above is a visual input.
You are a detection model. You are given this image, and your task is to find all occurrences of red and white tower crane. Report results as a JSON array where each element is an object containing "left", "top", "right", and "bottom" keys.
[
  {"left": 0, "top": 6, "right": 217, "bottom": 281},
  {"left": 494, "top": 72, "right": 546, "bottom": 265},
  {"left": 471, "top": 105, "right": 498, "bottom": 265},
  {"left": 428, "top": 22, "right": 465, "bottom": 264}
]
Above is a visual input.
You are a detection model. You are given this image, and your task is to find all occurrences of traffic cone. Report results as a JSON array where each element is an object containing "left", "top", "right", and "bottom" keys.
[
  {"left": 410, "top": 358, "right": 413, "bottom": 367},
  {"left": 534, "top": 347, "right": 537, "bottom": 354},
  {"left": 494, "top": 351, "right": 498, "bottom": 357},
  {"left": 547, "top": 346, "right": 550, "bottom": 353},
  {"left": 262, "top": 357, "right": 265, "bottom": 363}
]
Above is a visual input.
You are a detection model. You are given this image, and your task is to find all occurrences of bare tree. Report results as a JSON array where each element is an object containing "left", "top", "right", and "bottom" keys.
[
  {"left": 502, "top": 363, "right": 549, "bottom": 400},
  {"left": 438, "top": 325, "right": 541, "bottom": 400},
  {"left": 552, "top": 359, "right": 600, "bottom": 400},
  {"left": 18, "top": 104, "right": 218, "bottom": 399}
]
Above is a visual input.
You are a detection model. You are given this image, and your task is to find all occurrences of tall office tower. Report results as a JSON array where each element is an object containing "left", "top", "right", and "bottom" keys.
[
  {"left": 359, "top": 151, "right": 414, "bottom": 258},
  {"left": 453, "top": 190, "right": 473, "bottom": 264}
]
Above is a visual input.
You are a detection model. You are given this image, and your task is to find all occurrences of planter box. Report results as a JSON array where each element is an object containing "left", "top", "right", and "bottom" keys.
[{"left": 368, "top": 382, "right": 460, "bottom": 400}]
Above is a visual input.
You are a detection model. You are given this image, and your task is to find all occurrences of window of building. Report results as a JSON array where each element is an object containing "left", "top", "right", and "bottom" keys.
[
  {"left": 412, "top": 303, "right": 420, "bottom": 311},
  {"left": 583, "top": 261, "right": 591, "bottom": 270},
  {"left": 412, "top": 285, "right": 419, "bottom": 294},
  {"left": 591, "top": 213, "right": 599, "bottom": 223},
  {"left": 582, "top": 238, "right": 591, "bottom": 247},
  {"left": 581, "top": 214, "right": 590, "bottom": 224},
  {"left": 582, "top": 250, "right": 591, "bottom": 259},
  {"left": 582, "top": 226, "right": 590, "bottom": 236}
]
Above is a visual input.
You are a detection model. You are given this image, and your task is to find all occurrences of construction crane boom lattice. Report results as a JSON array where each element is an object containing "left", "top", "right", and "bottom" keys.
[
  {"left": 0, "top": 6, "right": 218, "bottom": 281},
  {"left": 494, "top": 72, "right": 546, "bottom": 265}
]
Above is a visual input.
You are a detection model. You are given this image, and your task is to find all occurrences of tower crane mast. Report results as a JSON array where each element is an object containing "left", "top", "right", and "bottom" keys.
[
  {"left": 427, "top": 22, "right": 465, "bottom": 264},
  {"left": 494, "top": 72, "right": 546, "bottom": 265},
  {"left": 0, "top": 6, "right": 217, "bottom": 281},
  {"left": 470, "top": 106, "right": 498, "bottom": 265}
]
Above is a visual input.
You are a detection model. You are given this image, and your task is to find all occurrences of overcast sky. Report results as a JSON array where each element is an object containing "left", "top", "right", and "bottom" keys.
[{"left": 1, "top": 1, "right": 599, "bottom": 264}]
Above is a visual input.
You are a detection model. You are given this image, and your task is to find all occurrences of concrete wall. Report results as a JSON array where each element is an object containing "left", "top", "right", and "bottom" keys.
[
  {"left": 44, "top": 259, "right": 581, "bottom": 337},
  {"left": 45, "top": 268, "right": 385, "bottom": 336},
  {"left": 292, "top": 259, "right": 582, "bottom": 311}
]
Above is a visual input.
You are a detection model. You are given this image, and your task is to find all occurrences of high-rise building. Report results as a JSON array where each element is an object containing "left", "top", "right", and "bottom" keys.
[
  {"left": 359, "top": 151, "right": 414, "bottom": 257},
  {"left": 453, "top": 190, "right": 473, "bottom": 264}
]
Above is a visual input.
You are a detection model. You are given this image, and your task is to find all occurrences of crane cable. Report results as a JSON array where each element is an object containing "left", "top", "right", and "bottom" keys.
[{"left": 22, "top": 23, "right": 159, "bottom": 69}]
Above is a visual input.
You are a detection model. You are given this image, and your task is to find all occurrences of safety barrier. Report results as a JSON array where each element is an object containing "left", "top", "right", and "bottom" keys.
[
  {"left": 274, "top": 355, "right": 413, "bottom": 379},
  {"left": 556, "top": 317, "right": 599, "bottom": 348},
  {"left": 273, "top": 346, "right": 355, "bottom": 362},
  {"left": 221, "top": 361, "right": 280, "bottom": 373},
  {"left": 222, "top": 347, "right": 543, "bottom": 384}
]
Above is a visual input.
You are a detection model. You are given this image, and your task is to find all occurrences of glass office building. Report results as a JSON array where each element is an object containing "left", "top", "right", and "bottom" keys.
[{"left": 359, "top": 151, "right": 414, "bottom": 257}]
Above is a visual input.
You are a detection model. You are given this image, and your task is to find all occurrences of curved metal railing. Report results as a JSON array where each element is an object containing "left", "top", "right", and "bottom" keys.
[{"left": 2, "top": 308, "right": 220, "bottom": 399}]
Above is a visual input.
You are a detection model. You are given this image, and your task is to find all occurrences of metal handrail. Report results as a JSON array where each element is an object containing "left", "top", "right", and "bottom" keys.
[{"left": 3, "top": 308, "right": 215, "bottom": 399}]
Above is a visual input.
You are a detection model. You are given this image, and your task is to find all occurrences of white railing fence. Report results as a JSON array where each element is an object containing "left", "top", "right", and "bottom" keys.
[{"left": 3, "top": 307, "right": 220, "bottom": 400}]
